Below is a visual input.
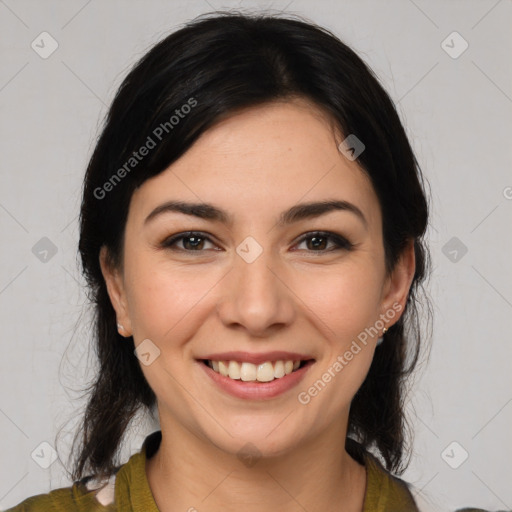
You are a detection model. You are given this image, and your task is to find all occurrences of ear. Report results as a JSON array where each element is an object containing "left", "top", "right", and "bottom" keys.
[
  {"left": 99, "top": 245, "right": 132, "bottom": 336},
  {"left": 380, "top": 239, "right": 416, "bottom": 323}
]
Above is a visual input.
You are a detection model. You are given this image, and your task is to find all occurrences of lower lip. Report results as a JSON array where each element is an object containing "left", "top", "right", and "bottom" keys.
[{"left": 197, "top": 360, "right": 315, "bottom": 400}]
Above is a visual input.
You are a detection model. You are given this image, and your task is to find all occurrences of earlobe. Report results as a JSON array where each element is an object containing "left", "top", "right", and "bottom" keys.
[{"left": 99, "top": 245, "right": 132, "bottom": 336}]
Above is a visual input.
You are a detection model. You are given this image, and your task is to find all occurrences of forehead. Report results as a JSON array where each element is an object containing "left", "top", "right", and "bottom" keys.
[{"left": 130, "top": 99, "right": 381, "bottom": 230}]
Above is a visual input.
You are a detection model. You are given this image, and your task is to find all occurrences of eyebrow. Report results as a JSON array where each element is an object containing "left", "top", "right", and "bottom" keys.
[{"left": 144, "top": 199, "right": 368, "bottom": 230}]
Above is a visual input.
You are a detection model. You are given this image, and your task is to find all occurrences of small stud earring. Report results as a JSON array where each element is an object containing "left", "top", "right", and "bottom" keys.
[
  {"left": 117, "top": 323, "right": 124, "bottom": 331},
  {"left": 376, "top": 327, "right": 388, "bottom": 346}
]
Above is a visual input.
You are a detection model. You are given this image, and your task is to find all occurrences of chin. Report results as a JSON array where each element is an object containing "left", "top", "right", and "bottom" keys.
[{"left": 203, "top": 416, "right": 310, "bottom": 461}]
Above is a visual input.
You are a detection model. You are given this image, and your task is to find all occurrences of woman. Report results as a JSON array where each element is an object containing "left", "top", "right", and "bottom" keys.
[{"left": 8, "top": 10, "right": 482, "bottom": 512}]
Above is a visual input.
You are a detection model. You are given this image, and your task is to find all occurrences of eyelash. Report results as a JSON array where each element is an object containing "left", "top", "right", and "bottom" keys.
[{"left": 160, "top": 231, "right": 354, "bottom": 254}]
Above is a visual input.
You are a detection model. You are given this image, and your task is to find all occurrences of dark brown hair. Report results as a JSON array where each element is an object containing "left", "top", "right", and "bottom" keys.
[{"left": 64, "top": 10, "right": 432, "bottom": 483}]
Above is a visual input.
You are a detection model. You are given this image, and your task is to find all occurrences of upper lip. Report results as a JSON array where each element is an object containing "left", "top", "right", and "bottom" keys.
[{"left": 198, "top": 351, "right": 315, "bottom": 365}]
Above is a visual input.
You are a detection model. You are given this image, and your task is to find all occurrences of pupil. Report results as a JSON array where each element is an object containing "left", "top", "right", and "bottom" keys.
[
  {"left": 310, "top": 236, "right": 326, "bottom": 250},
  {"left": 186, "top": 236, "right": 202, "bottom": 250}
]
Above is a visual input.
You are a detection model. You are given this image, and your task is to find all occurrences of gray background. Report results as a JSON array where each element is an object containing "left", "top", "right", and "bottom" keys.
[{"left": 1, "top": 0, "right": 511, "bottom": 510}]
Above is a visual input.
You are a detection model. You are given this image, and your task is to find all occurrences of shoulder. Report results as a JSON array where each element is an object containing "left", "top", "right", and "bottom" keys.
[
  {"left": 362, "top": 451, "right": 420, "bottom": 511},
  {"left": 5, "top": 431, "right": 161, "bottom": 512},
  {"left": 4, "top": 472, "right": 119, "bottom": 512},
  {"left": 362, "top": 454, "right": 499, "bottom": 512}
]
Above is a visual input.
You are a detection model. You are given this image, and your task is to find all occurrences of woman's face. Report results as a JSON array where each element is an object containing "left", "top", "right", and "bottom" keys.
[{"left": 101, "top": 98, "right": 414, "bottom": 459}]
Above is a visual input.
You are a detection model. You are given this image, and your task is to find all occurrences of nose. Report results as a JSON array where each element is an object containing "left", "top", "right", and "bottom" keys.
[{"left": 216, "top": 248, "right": 296, "bottom": 337}]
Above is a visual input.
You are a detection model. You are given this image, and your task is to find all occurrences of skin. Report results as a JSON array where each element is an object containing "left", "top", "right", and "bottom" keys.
[{"left": 100, "top": 98, "right": 416, "bottom": 512}]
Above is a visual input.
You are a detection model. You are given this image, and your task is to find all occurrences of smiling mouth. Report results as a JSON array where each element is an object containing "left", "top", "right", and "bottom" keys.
[{"left": 200, "top": 359, "right": 314, "bottom": 383}]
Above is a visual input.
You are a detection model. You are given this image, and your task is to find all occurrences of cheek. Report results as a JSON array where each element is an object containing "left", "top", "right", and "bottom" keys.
[
  {"left": 124, "top": 255, "right": 218, "bottom": 345},
  {"left": 294, "top": 259, "right": 384, "bottom": 341},
  {"left": 304, "top": 263, "right": 384, "bottom": 409},
  {"left": 296, "top": 268, "right": 380, "bottom": 413}
]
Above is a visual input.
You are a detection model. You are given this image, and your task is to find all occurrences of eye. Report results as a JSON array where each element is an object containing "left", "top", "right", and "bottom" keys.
[
  {"left": 160, "top": 231, "right": 217, "bottom": 252},
  {"left": 293, "top": 231, "right": 354, "bottom": 253},
  {"left": 160, "top": 230, "right": 354, "bottom": 254}
]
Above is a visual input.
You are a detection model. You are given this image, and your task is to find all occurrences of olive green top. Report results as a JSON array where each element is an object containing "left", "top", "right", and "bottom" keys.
[{"left": 6, "top": 430, "right": 420, "bottom": 511}]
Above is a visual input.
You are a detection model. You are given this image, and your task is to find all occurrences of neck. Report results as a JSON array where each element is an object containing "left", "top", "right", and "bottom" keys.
[{"left": 146, "top": 419, "right": 367, "bottom": 512}]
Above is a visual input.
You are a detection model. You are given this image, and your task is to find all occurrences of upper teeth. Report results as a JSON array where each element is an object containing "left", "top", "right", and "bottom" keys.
[{"left": 208, "top": 360, "right": 301, "bottom": 382}]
